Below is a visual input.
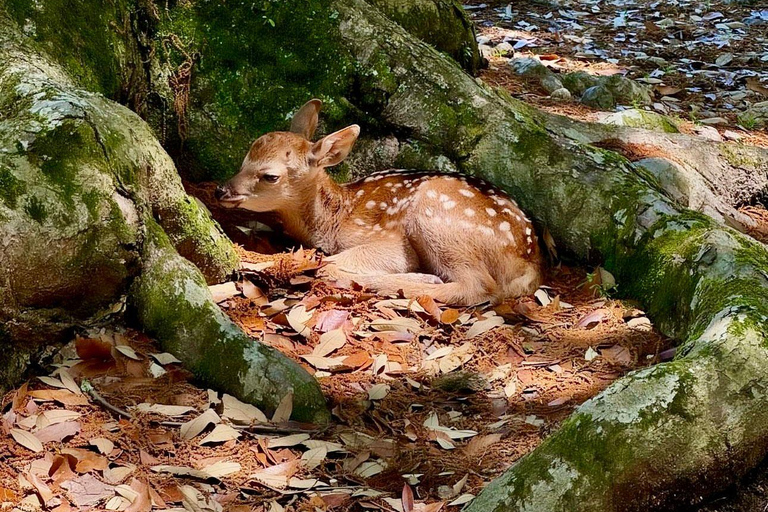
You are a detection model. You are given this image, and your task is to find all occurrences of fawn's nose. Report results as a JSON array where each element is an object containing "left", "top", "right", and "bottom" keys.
[{"left": 214, "top": 185, "right": 228, "bottom": 201}]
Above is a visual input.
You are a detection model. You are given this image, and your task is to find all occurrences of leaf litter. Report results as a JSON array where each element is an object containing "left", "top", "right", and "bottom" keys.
[{"left": 1, "top": 241, "right": 671, "bottom": 511}]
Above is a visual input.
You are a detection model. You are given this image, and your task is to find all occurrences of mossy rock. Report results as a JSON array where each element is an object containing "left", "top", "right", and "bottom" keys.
[{"left": 600, "top": 109, "right": 680, "bottom": 133}]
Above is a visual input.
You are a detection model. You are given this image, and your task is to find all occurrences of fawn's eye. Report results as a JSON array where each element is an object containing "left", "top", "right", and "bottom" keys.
[{"left": 262, "top": 174, "right": 279, "bottom": 184}]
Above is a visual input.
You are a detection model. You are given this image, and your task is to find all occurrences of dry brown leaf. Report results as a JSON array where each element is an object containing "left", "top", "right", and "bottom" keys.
[
  {"left": 10, "top": 428, "right": 43, "bottom": 452},
  {"left": 199, "top": 424, "right": 240, "bottom": 445},
  {"left": 465, "top": 315, "right": 504, "bottom": 338},
  {"left": 272, "top": 392, "right": 293, "bottom": 423},
  {"left": 312, "top": 328, "right": 347, "bottom": 357},
  {"left": 61, "top": 447, "right": 109, "bottom": 473},
  {"left": 209, "top": 282, "right": 240, "bottom": 303},
  {"left": 90, "top": 438, "right": 115, "bottom": 455},
  {"left": 28, "top": 389, "right": 89, "bottom": 406},
  {"left": 75, "top": 337, "right": 114, "bottom": 361},
  {"left": 222, "top": 394, "right": 268, "bottom": 424},
  {"left": 747, "top": 77, "right": 768, "bottom": 97},
  {"left": 402, "top": 483, "right": 415, "bottom": 512},
  {"left": 28, "top": 472, "right": 54, "bottom": 505},
  {"left": 179, "top": 409, "right": 220, "bottom": 440},
  {"left": 35, "top": 421, "right": 81, "bottom": 443},
  {"left": 60, "top": 474, "right": 115, "bottom": 508}
]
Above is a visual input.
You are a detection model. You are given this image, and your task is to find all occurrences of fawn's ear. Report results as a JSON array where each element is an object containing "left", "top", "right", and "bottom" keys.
[
  {"left": 290, "top": 99, "right": 322, "bottom": 140},
  {"left": 310, "top": 125, "right": 360, "bottom": 168}
]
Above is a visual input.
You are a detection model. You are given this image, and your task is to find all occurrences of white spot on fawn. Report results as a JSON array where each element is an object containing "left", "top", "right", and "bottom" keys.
[
  {"left": 439, "top": 193, "right": 450, "bottom": 202},
  {"left": 380, "top": 202, "right": 387, "bottom": 210},
  {"left": 442, "top": 200, "right": 457, "bottom": 210},
  {"left": 425, "top": 208, "right": 434, "bottom": 217},
  {"left": 365, "top": 200, "right": 376, "bottom": 209},
  {"left": 385, "top": 182, "right": 393, "bottom": 188},
  {"left": 459, "top": 189, "right": 474, "bottom": 197},
  {"left": 500, "top": 221, "right": 511, "bottom": 231},
  {"left": 356, "top": 189, "right": 365, "bottom": 197},
  {"left": 486, "top": 208, "right": 497, "bottom": 217},
  {"left": 426, "top": 190, "right": 438, "bottom": 199},
  {"left": 354, "top": 218, "right": 366, "bottom": 226},
  {"left": 479, "top": 226, "right": 494, "bottom": 236},
  {"left": 464, "top": 208, "right": 475, "bottom": 217},
  {"left": 525, "top": 227, "right": 532, "bottom": 235}
]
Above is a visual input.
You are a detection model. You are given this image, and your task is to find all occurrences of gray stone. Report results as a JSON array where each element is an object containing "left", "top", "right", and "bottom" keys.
[
  {"left": 550, "top": 87, "right": 572, "bottom": 101},
  {"left": 694, "top": 125, "right": 723, "bottom": 141},
  {"left": 509, "top": 57, "right": 564, "bottom": 93},
  {"left": 561, "top": 71, "right": 601, "bottom": 96},
  {"left": 581, "top": 85, "right": 615, "bottom": 110},
  {"left": 494, "top": 41, "right": 515, "bottom": 57}
]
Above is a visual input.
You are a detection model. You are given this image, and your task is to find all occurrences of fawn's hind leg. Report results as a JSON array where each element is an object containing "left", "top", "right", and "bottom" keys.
[{"left": 318, "top": 242, "right": 445, "bottom": 292}]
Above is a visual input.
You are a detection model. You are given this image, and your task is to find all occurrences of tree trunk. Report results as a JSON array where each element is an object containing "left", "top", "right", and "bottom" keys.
[{"left": 0, "top": 6, "right": 328, "bottom": 423}]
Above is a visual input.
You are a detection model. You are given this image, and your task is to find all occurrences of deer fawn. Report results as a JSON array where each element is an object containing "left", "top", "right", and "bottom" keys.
[{"left": 215, "top": 99, "right": 543, "bottom": 306}]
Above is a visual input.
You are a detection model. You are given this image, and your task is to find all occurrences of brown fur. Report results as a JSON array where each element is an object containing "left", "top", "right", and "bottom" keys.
[{"left": 217, "top": 100, "right": 543, "bottom": 305}]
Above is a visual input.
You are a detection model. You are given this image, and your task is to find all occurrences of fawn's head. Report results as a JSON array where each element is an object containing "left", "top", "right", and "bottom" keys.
[{"left": 215, "top": 99, "right": 360, "bottom": 212}]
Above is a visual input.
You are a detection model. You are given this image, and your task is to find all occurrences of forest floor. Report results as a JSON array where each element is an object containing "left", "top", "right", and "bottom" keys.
[
  {"left": 466, "top": 0, "right": 768, "bottom": 238},
  {"left": 0, "top": 215, "right": 671, "bottom": 512}
]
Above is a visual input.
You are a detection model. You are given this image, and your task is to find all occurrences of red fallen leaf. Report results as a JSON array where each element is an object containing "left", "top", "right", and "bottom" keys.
[
  {"left": 402, "top": 483, "right": 415, "bottom": 512},
  {"left": 61, "top": 447, "right": 109, "bottom": 473},
  {"left": 50, "top": 455, "right": 78, "bottom": 485},
  {"left": 35, "top": 421, "right": 81, "bottom": 443},
  {"left": 75, "top": 337, "right": 114, "bottom": 361},
  {"left": 28, "top": 472, "right": 54, "bottom": 505},
  {"left": 0, "top": 488, "right": 17, "bottom": 501},
  {"left": 60, "top": 474, "right": 114, "bottom": 508},
  {"left": 148, "top": 485, "right": 167, "bottom": 509},
  {"left": 575, "top": 309, "right": 610, "bottom": 329},
  {"left": 342, "top": 351, "right": 373, "bottom": 370},
  {"left": 51, "top": 499, "right": 72, "bottom": 512},
  {"left": 314, "top": 309, "right": 349, "bottom": 332},
  {"left": 12, "top": 381, "right": 29, "bottom": 411},
  {"left": 69, "top": 359, "right": 117, "bottom": 379},
  {"left": 440, "top": 308, "right": 460, "bottom": 324},
  {"left": 28, "top": 389, "right": 89, "bottom": 406},
  {"left": 140, "top": 449, "right": 161, "bottom": 466},
  {"left": 417, "top": 296, "right": 442, "bottom": 323},
  {"left": 538, "top": 53, "right": 561, "bottom": 61},
  {"left": 125, "top": 479, "right": 152, "bottom": 512},
  {"left": 321, "top": 493, "right": 351, "bottom": 508}
]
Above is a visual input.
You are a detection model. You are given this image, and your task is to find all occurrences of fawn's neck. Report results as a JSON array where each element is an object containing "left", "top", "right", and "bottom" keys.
[{"left": 277, "top": 171, "right": 350, "bottom": 253}]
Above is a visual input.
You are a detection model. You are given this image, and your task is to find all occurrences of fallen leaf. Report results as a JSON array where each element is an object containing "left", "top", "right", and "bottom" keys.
[
  {"left": 114, "top": 345, "right": 141, "bottom": 360},
  {"left": 35, "top": 421, "right": 80, "bottom": 443},
  {"left": 222, "top": 394, "right": 268, "bottom": 424},
  {"left": 28, "top": 472, "right": 54, "bottom": 505},
  {"left": 272, "top": 392, "right": 293, "bottom": 423},
  {"left": 75, "top": 337, "right": 114, "bottom": 361},
  {"left": 209, "top": 282, "right": 240, "bottom": 303},
  {"left": 601, "top": 345, "right": 633, "bottom": 365},
  {"left": 402, "top": 483, "right": 415, "bottom": 512},
  {"left": 179, "top": 409, "right": 220, "bottom": 440},
  {"left": 60, "top": 474, "right": 114, "bottom": 508},
  {"left": 201, "top": 460, "right": 242, "bottom": 478},
  {"left": 287, "top": 305, "right": 313, "bottom": 337},
  {"left": 585, "top": 347, "right": 599, "bottom": 361},
  {"left": 301, "top": 446, "right": 327, "bottom": 470},
  {"left": 368, "top": 383, "right": 390, "bottom": 400},
  {"left": 199, "top": 424, "right": 240, "bottom": 445},
  {"left": 61, "top": 447, "right": 109, "bottom": 473},
  {"left": 135, "top": 403, "right": 196, "bottom": 416},
  {"left": 370, "top": 317, "right": 421, "bottom": 333},
  {"left": 150, "top": 353, "right": 182, "bottom": 365},
  {"left": 268, "top": 433, "right": 310, "bottom": 448},
  {"left": 312, "top": 328, "right": 347, "bottom": 357},
  {"left": 575, "top": 309, "right": 610, "bottom": 329},
  {"left": 448, "top": 494, "right": 474, "bottom": 506},
  {"left": 746, "top": 78, "right": 768, "bottom": 97},
  {"left": 10, "top": 428, "right": 43, "bottom": 452},
  {"left": 465, "top": 316, "right": 505, "bottom": 338}
]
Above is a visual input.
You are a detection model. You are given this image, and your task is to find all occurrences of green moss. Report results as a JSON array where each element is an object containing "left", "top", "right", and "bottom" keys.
[
  {"left": 5, "top": 0, "right": 131, "bottom": 98},
  {"left": 0, "top": 165, "right": 26, "bottom": 208},
  {"left": 154, "top": 0, "right": 355, "bottom": 181},
  {"left": 132, "top": 219, "right": 328, "bottom": 423},
  {"left": 27, "top": 121, "right": 102, "bottom": 209},
  {"left": 24, "top": 195, "right": 47, "bottom": 223}
]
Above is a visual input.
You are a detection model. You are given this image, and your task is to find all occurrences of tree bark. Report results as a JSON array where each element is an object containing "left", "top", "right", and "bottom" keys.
[{"left": 0, "top": 7, "right": 328, "bottom": 423}]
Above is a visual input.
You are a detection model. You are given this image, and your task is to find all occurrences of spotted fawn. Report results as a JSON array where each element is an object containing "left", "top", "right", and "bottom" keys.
[{"left": 215, "top": 99, "right": 543, "bottom": 305}]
